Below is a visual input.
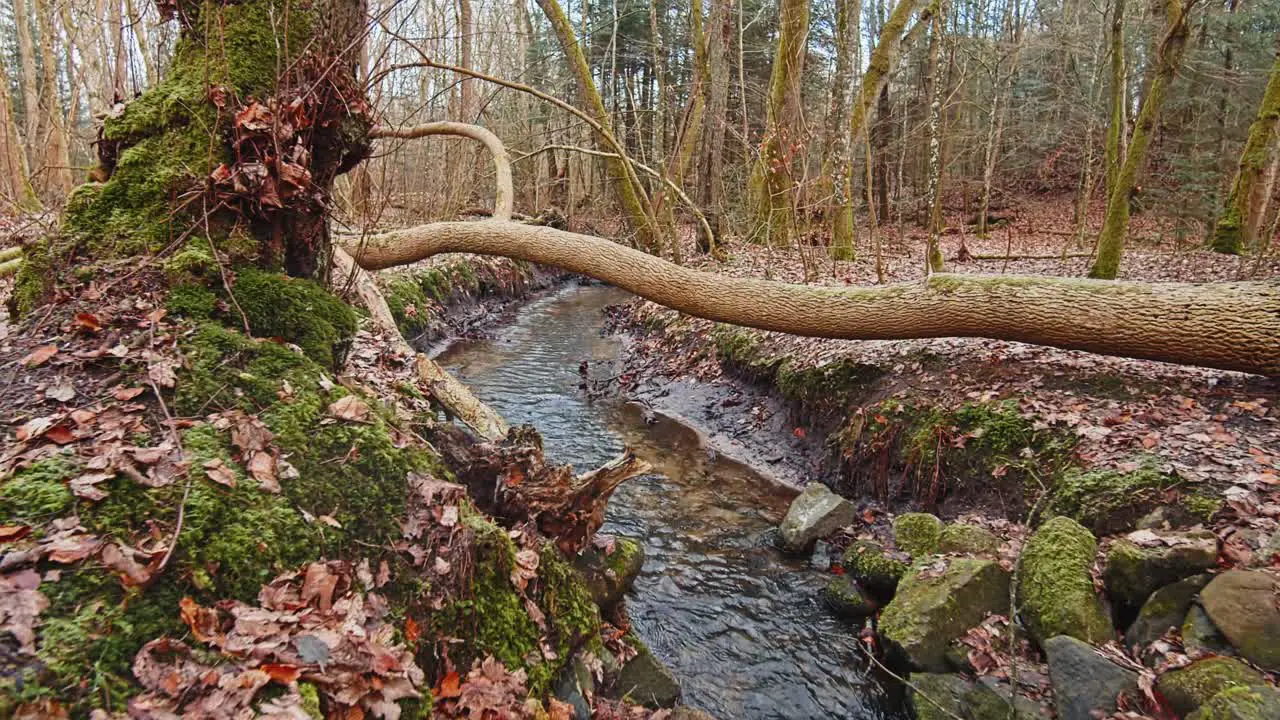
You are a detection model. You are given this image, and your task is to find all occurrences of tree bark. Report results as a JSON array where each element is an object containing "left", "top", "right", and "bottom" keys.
[
  {"left": 748, "top": 0, "right": 810, "bottom": 246},
  {"left": 1089, "top": 0, "right": 1196, "bottom": 279},
  {"left": 343, "top": 220, "right": 1280, "bottom": 376},
  {"left": 699, "top": 0, "right": 733, "bottom": 239},
  {"left": 36, "top": 0, "right": 73, "bottom": 197},
  {"left": 1211, "top": 34, "right": 1280, "bottom": 255},
  {"left": 12, "top": 0, "right": 41, "bottom": 185},
  {"left": 0, "top": 52, "right": 37, "bottom": 210},
  {"left": 830, "top": 0, "right": 922, "bottom": 254},
  {"left": 822, "top": 0, "right": 861, "bottom": 260},
  {"left": 534, "top": 0, "right": 667, "bottom": 252},
  {"left": 923, "top": 4, "right": 945, "bottom": 272},
  {"left": 1104, "top": 0, "right": 1127, "bottom": 200}
]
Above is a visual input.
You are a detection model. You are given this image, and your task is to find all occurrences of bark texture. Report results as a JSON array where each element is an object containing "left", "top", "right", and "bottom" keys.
[
  {"left": 1212, "top": 35, "right": 1280, "bottom": 255},
  {"left": 343, "top": 220, "right": 1280, "bottom": 376}
]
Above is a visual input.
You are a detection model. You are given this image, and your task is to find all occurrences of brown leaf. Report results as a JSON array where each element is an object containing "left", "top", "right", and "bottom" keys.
[
  {"left": 437, "top": 671, "right": 462, "bottom": 699},
  {"left": 69, "top": 472, "right": 114, "bottom": 501},
  {"left": 114, "top": 387, "right": 145, "bottom": 401},
  {"left": 328, "top": 395, "right": 371, "bottom": 422},
  {"left": 44, "top": 425, "right": 77, "bottom": 445},
  {"left": 202, "top": 459, "right": 237, "bottom": 488},
  {"left": 248, "top": 451, "right": 279, "bottom": 492},
  {"left": 300, "top": 562, "right": 339, "bottom": 612},
  {"left": 101, "top": 543, "right": 156, "bottom": 585},
  {"left": 73, "top": 313, "right": 102, "bottom": 332},
  {"left": 404, "top": 617, "right": 420, "bottom": 644},
  {"left": 179, "top": 596, "right": 221, "bottom": 643},
  {"left": 43, "top": 533, "right": 100, "bottom": 563},
  {"left": 20, "top": 344, "right": 57, "bottom": 367},
  {"left": 261, "top": 664, "right": 301, "bottom": 684},
  {"left": 148, "top": 359, "right": 178, "bottom": 389},
  {"left": 0, "top": 525, "right": 32, "bottom": 542}
]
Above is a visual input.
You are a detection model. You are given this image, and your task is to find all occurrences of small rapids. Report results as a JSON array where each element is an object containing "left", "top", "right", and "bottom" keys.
[{"left": 435, "top": 283, "right": 903, "bottom": 720}]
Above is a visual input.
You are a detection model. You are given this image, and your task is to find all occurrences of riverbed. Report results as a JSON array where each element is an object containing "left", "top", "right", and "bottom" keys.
[{"left": 436, "top": 282, "right": 903, "bottom": 720}]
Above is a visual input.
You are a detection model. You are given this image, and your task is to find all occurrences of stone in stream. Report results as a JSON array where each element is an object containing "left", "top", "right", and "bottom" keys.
[
  {"left": 810, "top": 540, "right": 833, "bottom": 571},
  {"left": 821, "top": 575, "right": 877, "bottom": 619},
  {"left": 937, "top": 523, "right": 1001, "bottom": 556},
  {"left": 840, "top": 540, "right": 910, "bottom": 600},
  {"left": 878, "top": 557, "right": 1010, "bottom": 671},
  {"left": 892, "top": 513, "right": 944, "bottom": 557},
  {"left": 1043, "top": 635, "right": 1138, "bottom": 720},
  {"left": 1125, "top": 573, "right": 1211, "bottom": 656},
  {"left": 776, "top": 483, "right": 857, "bottom": 552},
  {"left": 1186, "top": 684, "right": 1280, "bottom": 720},
  {"left": 1102, "top": 529, "right": 1218, "bottom": 609},
  {"left": 573, "top": 536, "right": 645, "bottom": 612},
  {"left": 1017, "top": 517, "right": 1114, "bottom": 645},
  {"left": 908, "top": 673, "right": 1045, "bottom": 720},
  {"left": 1198, "top": 569, "right": 1280, "bottom": 670},
  {"left": 612, "top": 636, "right": 681, "bottom": 709},
  {"left": 1155, "top": 656, "right": 1267, "bottom": 717}
]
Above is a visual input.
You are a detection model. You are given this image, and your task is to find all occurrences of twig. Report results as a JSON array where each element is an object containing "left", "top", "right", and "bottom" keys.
[{"left": 145, "top": 324, "right": 190, "bottom": 583}]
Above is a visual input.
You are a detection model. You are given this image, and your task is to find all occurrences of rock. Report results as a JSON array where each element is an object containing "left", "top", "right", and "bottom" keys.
[
  {"left": 909, "top": 673, "right": 1038, "bottom": 720},
  {"left": 938, "top": 523, "right": 1001, "bottom": 556},
  {"left": 1187, "top": 685, "right": 1280, "bottom": 720},
  {"left": 614, "top": 642, "right": 681, "bottom": 709},
  {"left": 1103, "top": 530, "right": 1218, "bottom": 608},
  {"left": 1250, "top": 532, "right": 1280, "bottom": 568},
  {"left": 1156, "top": 657, "right": 1267, "bottom": 717},
  {"left": 1047, "top": 466, "right": 1175, "bottom": 536},
  {"left": 1126, "top": 574, "right": 1211, "bottom": 655},
  {"left": 1199, "top": 570, "right": 1280, "bottom": 670},
  {"left": 821, "top": 576, "right": 877, "bottom": 619},
  {"left": 1044, "top": 635, "right": 1138, "bottom": 720},
  {"left": 574, "top": 536, "right": 645, "bottom": 612},
  {"left": 878, "top": 557, "right": 1010, "bottom": 671},
  {"left": 668, "top": 708, "right": 717, "bottom": 720},
  {"left": 554, "top": 654, "right": 596, "bottom": 719},
  {"left": 893, "top": 513, "right": 943, "bottom": 556},
  {"left": 1182, "top": 602, "right": 1236, "bottom": 657},
  {"left": 1018, "top": 517, "right": 1114, "bottom": 645},
  {"left": 840, "top": 540, "right": 909, "bottom": 600},
  {"left": 777, "top": 484, "right": 857, "bottom": 552}
]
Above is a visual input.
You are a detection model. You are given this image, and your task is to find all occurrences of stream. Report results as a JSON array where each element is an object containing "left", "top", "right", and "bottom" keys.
[{"left": 435, "top": 283, "right": 903, "bottom": 720}]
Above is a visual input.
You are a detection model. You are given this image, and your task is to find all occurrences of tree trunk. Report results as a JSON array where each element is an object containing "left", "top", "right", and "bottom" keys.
[
  {"left": 12, "top": 0, "right": 42, "bottom": 186},
  {"left": 0, "top": 53, "right": 37, "bottom": 210},
  {"left": 822, "top": 0, "right": 861, "bottom": 259},
  {"left": 1089, "top": 0, "right": 1196, "bottom": 279},
  {"left": 14, "top": 0, "right": 372, "bottom": 313},
  {"left": 700, "top": 0, "right": 732, "bottom": 239},
  {"left": 1211, "top": 34, "right": 1280, "bottom": 255},
  {"left": 977, "top": 0, "right": 1024, "bottom": 238},
  {"left": 923, "top": 4, "right": 945, "bottom": 272},
  {"left": 830, "top": 0, "right": 922, "bottom": 254},
  {"left": 346, "top": 220, "right": 1280, "bottom": 376},
  {"left": 1104, "top": 0, "right": 1127, "bottom": 201},
  {"left": 748, "top": 0, "right": 810, "bottom": 246},
  {"left": 535, "top": 0, "right": 666, "bottom": 252},
  {"left": 36, "top": 0, "right": 73, "bottom": 197}
]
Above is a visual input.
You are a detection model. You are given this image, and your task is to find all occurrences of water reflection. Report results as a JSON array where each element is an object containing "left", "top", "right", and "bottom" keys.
[{"left": 436, "top": 283, "right": 901, "bottom": 720}]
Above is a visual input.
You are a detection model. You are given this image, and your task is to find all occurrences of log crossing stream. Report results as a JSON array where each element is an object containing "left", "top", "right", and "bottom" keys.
[{"left": 435, "top": 283, "right": 903, "bottom": 720}]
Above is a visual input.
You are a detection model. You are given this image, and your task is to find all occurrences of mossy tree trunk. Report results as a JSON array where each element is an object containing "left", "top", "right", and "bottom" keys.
[
  {"left": 830, "top": 0, "right": 921, "bottom": 257},
  {"left": 1088, "top": 0, "right": 1196, "bottom": 279},
  {"left": 1211, "top": 34, "right": 1280, "bottom": 255},
  {"left": 15, "top": 0, "right": 372, "bottom": 311},
  {"left": 534, "top": 0, "right": 669, "bottom": 254},
  {"left": 1104, "top": 0, "right": 1127, "bottom": 202},
  {"left": 748, "top": 0, "right": 809, "bottom": 247}
]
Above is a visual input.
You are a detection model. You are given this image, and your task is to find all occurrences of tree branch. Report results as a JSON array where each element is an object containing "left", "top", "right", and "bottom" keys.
[{"left": 369, "top": 121, "right": 513, "bottom": 221}]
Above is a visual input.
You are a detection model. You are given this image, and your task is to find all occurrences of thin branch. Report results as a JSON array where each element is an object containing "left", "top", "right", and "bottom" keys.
[{"left": 370, "top": 121, "right": 513, "bottom": 221}]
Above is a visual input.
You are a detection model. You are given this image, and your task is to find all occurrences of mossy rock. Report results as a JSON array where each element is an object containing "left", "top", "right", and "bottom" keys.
[
  {"left": 573, "top": 537, "right": 645, "bottom": 612},
  {"left": 1017, "top": 517, "right": 1113, "bottom": 646},
  {"left": 1199, "top": 570, "right": 1280, "bottom": 671},
  {"left": 892, "top": 513, "right": 943, "bottom": 557},
  {"left": 1187, "top": 685, "right": 1280, "bottom": 720},
  {"left": 1046, "top": 464, "right": 1177, "bottom": 535},
  {"left": 1157, "top": 657, "right": 1267, "bottom": 717},
  {"left": 612, "top": 635, "right": 681, "bottom": 709},
  {"left": 1103, "top": 530, "right": 1218, "bottom": 609},
  {"left": 1126, "top": 574, "right": 1211, "bottom": 656},
  {"left": 909, "top": 673, "right": 1041, "bottom": 720},
  {"left": 878, "top": 557, "right": 1010, "bottom": 671},
  {"left": 1182, "top": 603, "right": 1236, "bottom": 657},
  {"left": 821, "top": 576, "right": 877, "bottom": 619},
  {"left": 938, "top": 523, "right": 1001, "bottom": 556},
  {"left": 839, "top": 540, "right": 909, "bottom": 600}
]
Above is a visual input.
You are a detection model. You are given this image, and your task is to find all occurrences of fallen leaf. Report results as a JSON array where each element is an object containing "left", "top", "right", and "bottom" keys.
[
  {"left": 73, "top": 313, "right": 102, "bottom": 332},
  {"left": 438, "top": 671, "right": 462, "bottom": 699},
  {"left": 404, "top": 617, "right": 420, "bottom": 644},
  {"left": 328, "top": 395, "right": 370, "bottom": 422},
  {"left": 46, "top": 381, "right": 76, "bottom": 403},
  {"left": 44, "top": 425, "right": 77, "bottom": 445},
  {"left": 20, "top": 345, "right": 57, "bottom": 367},
  {"left": 69, "top": 472, "right": 114, "bottom": 501},
  {"left": 203, "top": 459, "right": 237, "bottom": 487},
  {"left": 261, "top": 664, "right": 301, "bottom": 684},
  {"left": 114, "top": 387, "right": 145, "bottom": 401},
  {"left": 0, "top": 525, "right": 32, "bottom": 542},
  {"left": 148, "top": 360, "right": 178, "bottom": 389}
]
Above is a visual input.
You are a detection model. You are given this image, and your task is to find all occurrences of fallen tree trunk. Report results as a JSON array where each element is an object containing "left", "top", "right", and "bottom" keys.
[{"left": 342, "top": 221, "right": 1280, "bottom": 376}]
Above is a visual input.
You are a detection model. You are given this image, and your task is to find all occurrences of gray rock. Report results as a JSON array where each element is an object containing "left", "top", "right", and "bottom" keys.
[
  {"left": 909, "top": 673, "right": 1043, "bottom": 720},
  {"left": 554, "top": 654, "right": 596, "bottom": 719},
  {"left": 615, "top": 645, "right": 681, "bottom": 708},
  {"left": 879, "top": 557, "right": 1010, "bottom": 671},
  {"left": 1125, "top": 574, "right": 1211, "bottom": 656},
  {"left": 574, "top": 536, "right": 645, "bottom": 612},
  {"left": 1182, "top": 602, "right": 1236, "bottom": 657},
  {"left": 1199, "top": 569, "right": 1280, "bottom": 670},
  {"left": 669, "top": 708, "right": 718, "bottom": 720},
  {"left": 810, "top": 540, "right": 833, "bottom": 571},
  {"left": 821, "top": 575, "right": 877, "bottom": 619},
  {"left": 1187, "top": 685, "right": 1280, "bottom": 720},
  {"left": 1155, "top": 656, "right": 1266, "bottom": 717},
  {"left": 1250, "top": 532, "right": 1280, "bottom": 568},
  {"left": 1103, "top": 530, "right": 1218, "bottom": 608},
  {"left": 777, "top": 484, "right": 857, "bottom": 552},
  {"left": 1044, "top": 635, "right": 1138, "bottom": 720}
]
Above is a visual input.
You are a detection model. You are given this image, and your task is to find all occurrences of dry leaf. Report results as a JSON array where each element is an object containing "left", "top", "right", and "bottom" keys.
[
  {"left": 328, "top": 395, "right": 371, "bottom": 422},
  {"left": 203, "top": 459, "right": 237, "bottom": 487},
  {"left": 20, "top": 345, "right": 57, "bottom": 367}
]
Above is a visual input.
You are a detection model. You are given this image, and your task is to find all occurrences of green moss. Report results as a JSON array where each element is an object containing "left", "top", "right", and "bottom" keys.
[
  {"left": 537, "top": 546, "right": 603, "bottom": 673},
  {"left": 1184, "top": 494, "right": 1223, "bottom": 522},
  {"left": 1188, "top": 685, "right": 1280, "bottom": 720},
  {"left": 416, "top": 267, "right": 454, "bottom": 302},
  {"left": 893, "top": 513, "right": 943, "bottom": 556},
  {"left": 938, "top": 523, "right": 1001, "bottom": 555},
  {"left": 175, "top": 322, "right": 322, "bottom": 412},
  {"left": 1047, "top": 462, "right": 1176, "bottom": 534},
  {"left": 0, "top": 455, "right": 79, "bottom": 522},
  {"left": 1017, "top": 516, "right": 1113, "bottom": 645},
  {"left": 1158, "top": 657, "right": 1267, "bottom": 717},
  {"left": 298, "top": 682, "right": 323, "bottom": 718},
  {"left": 775, "top": 357, "right": 883, "bottom": 409},
  {"left": 384, "top": 277, "right": 432, "bottom": 338},
  {"left": 878, "top": 557, "right": 1010, "bottom": 671},
  {"left": 839, "top": 540, "right": 909, "bottom": 599},
  {"left": 230, "top": 268, "right": 357, "bottom": 369},
  {"left": 712, "top": 325, "right": 783, "bottom": 382},
  {"left": 8, "top": 238, "right": 57, "bottom": 316},
  {"left": 166, "top": 283, "right": 219, "bottom": 319}
]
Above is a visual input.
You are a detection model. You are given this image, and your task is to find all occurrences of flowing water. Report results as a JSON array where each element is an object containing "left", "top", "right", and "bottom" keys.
[{"left": 436, "top": 283, "right": 903, "bottom": 720}]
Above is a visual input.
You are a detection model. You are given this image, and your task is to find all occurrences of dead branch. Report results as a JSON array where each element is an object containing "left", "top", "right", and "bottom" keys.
[{"left": 369, "top": 121, "right": 513, "bottom": 221}]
